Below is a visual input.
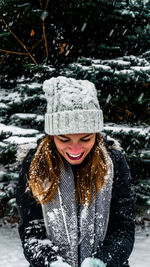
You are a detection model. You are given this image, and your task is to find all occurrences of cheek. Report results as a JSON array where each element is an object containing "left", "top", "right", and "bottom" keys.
[
  {"left": 56, "top": 143, "right": 68, "bottom": 152},
  {"left": 87, "top": 139, "right": 95, "bottom": 152},
  {"left": 84, "top": 143, "right": 94, "bottom": 152}
]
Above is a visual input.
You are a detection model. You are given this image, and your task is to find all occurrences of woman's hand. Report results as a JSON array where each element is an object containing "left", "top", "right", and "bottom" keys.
[
  {"left": 81, "top": 257, "right": 106, "bottom": 267},
  {"left": 50, "top": 259, "right": 72, "bottom": 267}
]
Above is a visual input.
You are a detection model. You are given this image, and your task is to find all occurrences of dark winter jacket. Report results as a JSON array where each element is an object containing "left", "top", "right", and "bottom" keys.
[{"left": 16, "top": 137, "right": 135, "bottom": 267}]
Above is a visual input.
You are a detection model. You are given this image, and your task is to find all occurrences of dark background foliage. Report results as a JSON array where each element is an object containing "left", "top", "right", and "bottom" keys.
[
  {"left": 0, "top": 0, "right": 150, "bottom": 223},
  {"left": 0, "top": 0, "right": 150, "bottom": 82}
]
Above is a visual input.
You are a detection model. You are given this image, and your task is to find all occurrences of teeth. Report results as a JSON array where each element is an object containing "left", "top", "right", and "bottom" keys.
[{"left": 68, "top": 153, "right": 82, "bottom": 158}]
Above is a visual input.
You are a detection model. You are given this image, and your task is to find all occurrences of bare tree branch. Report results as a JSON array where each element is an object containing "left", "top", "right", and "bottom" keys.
[
  {"left": 1, "top": 16, "right": 38, "bottom": 65},
  {"left": 0, "top": 52, "right": 8, "bottom": 64},
  {"left": 45, "top": 0, "right": 50, "bottom": 10},
  {"left": 38, "top": 0, "right": 43, "bottom": 9},
  {"left": 42, "top": 20, "right": 49, "bottom": 58},
  {"left": 40, "top": 0, "right": 49, "bottom": 58},
  {"left": 31, "top": 37, "right": 45, "bottom": 51},
  {"left": 0, "top": 49, "right": 27, "bottom": 55}
]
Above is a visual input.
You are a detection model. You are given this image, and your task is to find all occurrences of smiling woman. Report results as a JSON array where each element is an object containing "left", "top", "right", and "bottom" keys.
[
  {"left": 16, "top": 76, "right": 135, "bottom": 267},
  {"left": 54, "top": 133, "right": 96, "bottom": 164}
]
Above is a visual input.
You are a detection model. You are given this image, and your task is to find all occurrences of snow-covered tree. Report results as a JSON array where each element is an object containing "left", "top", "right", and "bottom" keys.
[{"left": 0, "top": 0, "right": 150, "bottom": 81}]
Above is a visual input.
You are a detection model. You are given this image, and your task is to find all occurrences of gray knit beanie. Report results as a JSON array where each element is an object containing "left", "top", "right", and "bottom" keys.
[{"left": 43, "top": 76, "right": 103, "bottom": 135}]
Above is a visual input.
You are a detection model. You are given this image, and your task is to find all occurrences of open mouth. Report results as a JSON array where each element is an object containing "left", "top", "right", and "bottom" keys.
[{"left": 66, "top": 152, "right": 84, "bottom": 160}]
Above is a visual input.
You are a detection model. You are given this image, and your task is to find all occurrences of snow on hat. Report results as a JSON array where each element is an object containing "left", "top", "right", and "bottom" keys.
[{"left": 43, "top": 76, "right": 103, "bottom": 135}]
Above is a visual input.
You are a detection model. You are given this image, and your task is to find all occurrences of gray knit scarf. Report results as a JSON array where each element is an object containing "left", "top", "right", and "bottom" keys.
[{"left": 42, "top": 146, "right": 113, "bottom": 267}]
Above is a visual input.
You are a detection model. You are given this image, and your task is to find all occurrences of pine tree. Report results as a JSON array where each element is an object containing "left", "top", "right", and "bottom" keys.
[
  {"left": 0, "top": 0, "right": 150, "bottom": 220},
  {"left": 0, "top": 0, "right": 150, "bottom": 80}
]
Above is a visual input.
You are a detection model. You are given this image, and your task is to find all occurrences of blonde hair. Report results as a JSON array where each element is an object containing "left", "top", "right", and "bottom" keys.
[{"left": 28, "top": 134, "right": 108, "bottom": 205}]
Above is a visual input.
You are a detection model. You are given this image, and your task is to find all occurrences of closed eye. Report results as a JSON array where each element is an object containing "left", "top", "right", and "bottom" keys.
[
  {"left": 81, "top": 138, "right": 91, "bottom": 142},
  {"left": 59, "top": 139, "right": 70, "bottom": 143}
]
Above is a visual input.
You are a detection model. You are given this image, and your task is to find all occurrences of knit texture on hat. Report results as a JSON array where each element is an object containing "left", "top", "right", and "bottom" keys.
[{"left": 43, "top": 76, "right": 103, "bottom": 135}]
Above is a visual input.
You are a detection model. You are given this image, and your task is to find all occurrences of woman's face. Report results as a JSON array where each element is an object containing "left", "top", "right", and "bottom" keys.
[{"left": 54, "top": 133, "right": 96, "bottom": 165}]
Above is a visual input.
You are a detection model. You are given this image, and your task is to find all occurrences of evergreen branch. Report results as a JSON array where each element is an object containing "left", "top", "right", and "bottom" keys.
[{"left": 1, "top": 17, "right": 38, "bottom": 65}]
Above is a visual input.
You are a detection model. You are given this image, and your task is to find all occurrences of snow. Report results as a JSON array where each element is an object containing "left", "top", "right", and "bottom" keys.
[
  {"left": 19, "top": 82, "right": 42, "bottom": 89},
  {"left": 129, "top": 227, "right": 150, "bottom": 267},
  {"left": 102, "top": 59, "right": 131, "bottom": 68},
  {"left": 0, "top": 90, "right": 21, "bottom": 104},
  {"left": 93, "top": 65, "right": 112, "bottom": 71},
  {"left": 114, "top": 69, "right": 134, "bottom": 76},
  {"left": 64, "top": 56, "right": 150, "bottom": 83},
  {"left": 76, "top": 64, "right": 91, "bottom": 71},
  {"left": 81, "top": 23, "right": 87, "bottom": 32},
  {"left": 104, "top": 124, "right": 150, "bottom": 137},
  {"left": 130, "top": 0, "right": 149, "bottom": 4},
  {"left": 0, "top": 103, "right": 9, "bottom": 109},
  {"left": 4, "top": 136, "right": 39, "bottom": 145},
  {"left": 11, "top": 113, "right": 38, "bottom": 119},
  {"left": 0, "top": 141, "right": 7, "bottom": 147},
  {"left": 11, "top": 113, "right": 44, "bottom": 121},
  {"left": 0, "top": 224, "right": 28, "bottom": 267},
  {"left": 121, "top": 10, "right": 135, "bottom": 18},
  {"left": 0, "top": 224, "right": 149, "bottom": 267},
  {"left": 131, "top": 66, "right": 150, "bottom": 73},
  {"left": 0, "top": 123, "right": 39, "bottom": 137},
  {"left": 3, "top": 134, "right": 44, "bottom": 145}
]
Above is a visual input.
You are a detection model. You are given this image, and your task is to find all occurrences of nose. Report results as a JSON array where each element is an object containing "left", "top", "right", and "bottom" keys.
[{"left": 68, "top": 143, "right": 83, "bottom": 154}]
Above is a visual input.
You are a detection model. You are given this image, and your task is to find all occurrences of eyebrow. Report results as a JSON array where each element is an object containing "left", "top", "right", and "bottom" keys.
[{"left": 59, "top": 134, "right": 93, "bottom": 139}]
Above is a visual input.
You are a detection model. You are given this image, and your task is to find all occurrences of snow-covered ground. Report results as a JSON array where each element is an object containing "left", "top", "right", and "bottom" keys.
[
  {"left": 0, "top": 224, "right": 149, "bottom": 267},
  {"left": 0, "top": 224, "right": 28, "bottom": 267},
  {"left": 129, "top": 227, "right": 150, "bottom": 267}
]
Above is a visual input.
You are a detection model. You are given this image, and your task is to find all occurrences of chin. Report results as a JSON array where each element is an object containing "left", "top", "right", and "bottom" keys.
[{"left": 68, "top": 159, "right": 84, "bottom": 165}]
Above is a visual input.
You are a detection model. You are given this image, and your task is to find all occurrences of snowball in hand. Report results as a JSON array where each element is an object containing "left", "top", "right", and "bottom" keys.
[
  {"left": 81, "top": 257, "right": 106, "bottom": 267},
  {"left": 50, "top": 259, "right": 72, "bottom": 267}
]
